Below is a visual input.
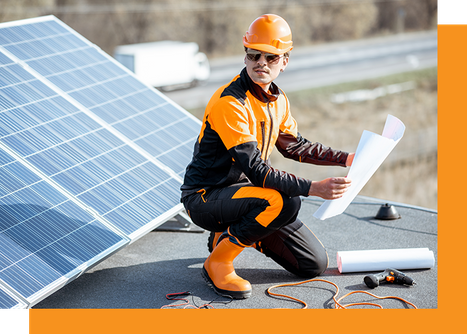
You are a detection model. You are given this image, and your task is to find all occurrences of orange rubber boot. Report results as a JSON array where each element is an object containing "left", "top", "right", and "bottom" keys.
[{"left": 202, "top": 238, "right": 252, "bottom": 299}]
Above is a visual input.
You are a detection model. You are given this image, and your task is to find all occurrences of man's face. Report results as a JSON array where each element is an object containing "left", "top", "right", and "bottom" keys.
[{"left": 244, "top": 48, "right": 289, "bottom": 92}]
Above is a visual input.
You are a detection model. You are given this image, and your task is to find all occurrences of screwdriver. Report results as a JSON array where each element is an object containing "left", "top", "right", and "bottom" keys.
[{"left": 364, "top": 268, "right": 416, "bottom": 289}]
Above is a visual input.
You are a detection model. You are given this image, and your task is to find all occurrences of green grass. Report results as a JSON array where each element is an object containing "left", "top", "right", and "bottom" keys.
[{"left": 286, "top": 67, "right": 437, "bottom": 108}]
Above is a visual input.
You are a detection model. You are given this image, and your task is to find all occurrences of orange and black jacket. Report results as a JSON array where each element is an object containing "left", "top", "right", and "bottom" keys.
[{"left": 181, "top": 68, "right": 348, "bottom": 198}]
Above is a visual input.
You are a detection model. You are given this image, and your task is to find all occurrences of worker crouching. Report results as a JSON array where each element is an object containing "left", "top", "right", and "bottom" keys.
[{"left": 181, "top": 14, "right": 354, "bottom": 299}]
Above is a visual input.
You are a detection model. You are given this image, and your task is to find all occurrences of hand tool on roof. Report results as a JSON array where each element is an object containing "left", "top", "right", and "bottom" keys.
[{"left": 364, "top": 268, "right": 416, "bottom": 288}]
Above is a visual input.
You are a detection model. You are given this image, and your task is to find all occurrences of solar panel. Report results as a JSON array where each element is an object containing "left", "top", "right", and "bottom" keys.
[
  {"left": 0, "top": 145, "right": 128, "bottom": 306},
  {"left": 0, "top": 285, "right": 27, "bottom": 309},
  {"left": 1, "top": 17, "right": 199, "bottom": 178},
  {"left": 0, "top": 16, "right": 201, "bottom": 308}
]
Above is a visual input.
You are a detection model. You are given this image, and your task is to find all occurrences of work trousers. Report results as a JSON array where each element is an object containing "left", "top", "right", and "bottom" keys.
[{"left": 181, "top": 182, "right": 328, "bottom": 278}]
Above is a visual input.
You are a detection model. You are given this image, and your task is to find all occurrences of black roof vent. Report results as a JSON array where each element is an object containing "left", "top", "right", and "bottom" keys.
[{"left": 375, "top": 203, "right": 401, "bottom": 220}]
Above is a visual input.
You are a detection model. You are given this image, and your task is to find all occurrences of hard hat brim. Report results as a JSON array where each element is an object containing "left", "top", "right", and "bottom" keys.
[{"left": 243, "top": 38, "right": 293, "bottom": 55}]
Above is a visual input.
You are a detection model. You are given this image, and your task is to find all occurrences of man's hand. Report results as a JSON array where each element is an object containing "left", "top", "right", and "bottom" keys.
[{"left": 308, "top": 177, "right": 352, "bottom": 200}]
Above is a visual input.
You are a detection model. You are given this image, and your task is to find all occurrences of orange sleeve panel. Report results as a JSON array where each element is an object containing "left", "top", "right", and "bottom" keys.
[
  {"left": 209, "top": 96, "right": 256, "bottom": 150},
  {"left": 279, "top": 110, "right": 298, "bottom": 137},
  {"left": 278, "top": 91, "right": 298, "bottom": 137}
]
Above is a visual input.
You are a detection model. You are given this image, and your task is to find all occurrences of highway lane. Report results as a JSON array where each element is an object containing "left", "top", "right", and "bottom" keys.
[{"left": 164, "top": 30, "right": 437, "bottom": 110}]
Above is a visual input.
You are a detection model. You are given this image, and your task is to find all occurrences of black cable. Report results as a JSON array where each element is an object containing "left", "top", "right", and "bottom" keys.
[
  {"left": 192, "top": 293, "right": 233, "bottom": 309},
  {"left": 163, "top": 291, "right": 233, "bottom": 309}
]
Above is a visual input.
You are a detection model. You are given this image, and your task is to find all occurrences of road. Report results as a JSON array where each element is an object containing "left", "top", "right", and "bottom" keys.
[{"left": 164, "top": 30, "right": 437, "bottom": 110}]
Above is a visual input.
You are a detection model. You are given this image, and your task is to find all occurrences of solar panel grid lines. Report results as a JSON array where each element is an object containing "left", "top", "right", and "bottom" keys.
[
  {"left": 0, "top": 137, "right": 131, "bottom": 240},
  {"left": 0, "top": 20, "right": 191, "bottom": 238},
  {"left": 0, "top": 145, "right": 129, "bottom": 307},
  {"left": 0, "top": 83, "right": 136, "bottom": 239},
  {"left": 48, "top": 17, "right": 201, "bottom": 176},
  {"left": 0, "top": 15, "right": 202, "bottom": 308},
  {"left": 0, "top": 283, "right": 27, "bottom": 309},
  {"left": 0, "top": 15, "right": 199, "bottom": 180}
]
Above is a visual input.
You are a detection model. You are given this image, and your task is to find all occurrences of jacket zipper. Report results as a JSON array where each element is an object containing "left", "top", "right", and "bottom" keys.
[
  {"left": 260, "top": 121, "right": 266, "bottom": 159},
  {"left": 264, "top": 102, "right": 274, "bottom": 160}
]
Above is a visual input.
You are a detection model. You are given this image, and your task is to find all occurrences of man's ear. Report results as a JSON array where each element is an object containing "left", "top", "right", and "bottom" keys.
[{"left": 281, "top": 56, "right": 289, "bottom": 72}]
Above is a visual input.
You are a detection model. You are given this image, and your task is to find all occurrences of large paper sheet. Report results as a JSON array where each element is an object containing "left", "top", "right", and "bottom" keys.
[
  {"left": 313, "top": 114, "right": 405, "bottom": 220},
  {"left": 336, "top": 248, "right": 435, "bottom": 273}
]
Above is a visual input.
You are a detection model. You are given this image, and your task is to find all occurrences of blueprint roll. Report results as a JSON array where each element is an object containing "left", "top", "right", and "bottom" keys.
[{"left": 337, "top": 248, "right": 435, "bottom": 273}]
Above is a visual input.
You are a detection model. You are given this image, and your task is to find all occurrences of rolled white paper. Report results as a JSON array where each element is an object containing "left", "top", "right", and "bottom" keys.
[
  {"left": 336, "top": 248, "right": 435, "bottom": 273},
  {"left": 313, "top": 114, "right": 406, "bottom": 220}
]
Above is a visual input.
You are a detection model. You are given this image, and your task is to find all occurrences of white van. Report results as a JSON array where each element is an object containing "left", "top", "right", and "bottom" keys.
[{"left": 114, "top": 41, "right": 210, "bottom": 90}]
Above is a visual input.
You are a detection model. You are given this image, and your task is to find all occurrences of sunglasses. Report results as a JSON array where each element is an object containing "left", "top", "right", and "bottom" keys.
[{"left": 245, "top": 50, "right": 283, "bottom": 64}]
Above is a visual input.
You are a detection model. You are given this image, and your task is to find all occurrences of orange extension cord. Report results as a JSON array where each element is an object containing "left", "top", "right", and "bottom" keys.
[
  {"left": 162, "top": 280, "right": 417, "bottom": 309},
  {"left": 266, "top": 278, "right": 418, "bottom": 309}
]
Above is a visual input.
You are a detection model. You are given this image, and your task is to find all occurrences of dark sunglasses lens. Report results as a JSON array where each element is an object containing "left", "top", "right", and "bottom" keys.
[
  {"left": 246, "top": 52, "right": 281, "bottom": 63},
  {"left": 247, "top": 53, "right": 261, "bottom": 61},
  {"left": 266, "top": 54, "right": 280, "bottom": 62}
]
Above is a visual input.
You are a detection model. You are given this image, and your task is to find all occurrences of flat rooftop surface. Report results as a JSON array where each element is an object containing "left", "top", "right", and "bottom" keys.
[{"left": 34, "top": 195, "right": 437, "bottom": 310}]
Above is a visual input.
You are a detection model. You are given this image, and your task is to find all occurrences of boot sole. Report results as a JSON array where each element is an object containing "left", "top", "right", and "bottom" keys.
[{"left": 202, "top": 267, "right": 252, "bottom": 299}]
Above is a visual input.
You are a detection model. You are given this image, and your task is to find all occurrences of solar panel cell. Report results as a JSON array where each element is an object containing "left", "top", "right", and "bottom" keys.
[
  {"left": 3, "top": 26, "right": 34, "bottom": 43},
  {"left": 0, "top": 295, "right": 19, "bottom": 313},
  {"left": 1, "top": 263, "right": 53, "bottom": 297}
]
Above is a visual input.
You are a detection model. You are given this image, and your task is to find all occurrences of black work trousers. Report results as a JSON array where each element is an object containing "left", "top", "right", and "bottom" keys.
[{"left": 182, "top": 182, "right": 328, "bottom": 278}]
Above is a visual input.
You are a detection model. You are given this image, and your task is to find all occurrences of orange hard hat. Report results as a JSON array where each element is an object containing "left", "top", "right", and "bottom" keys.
[{"left": 243, "top": 14, "right": 293, "bottom": 54}]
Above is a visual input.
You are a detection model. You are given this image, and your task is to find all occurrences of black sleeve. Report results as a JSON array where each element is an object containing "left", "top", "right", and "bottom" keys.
[
  {"left": 275, "top": 131, "right": 348, "bottom": 166},
  {"left": 229, "top": 141, "right": 311, "bottom": 197}
]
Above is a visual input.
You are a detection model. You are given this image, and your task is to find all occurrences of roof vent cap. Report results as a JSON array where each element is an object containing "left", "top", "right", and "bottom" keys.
[{"left": 375, "top": 203, "right": 401, "bottom": 220}]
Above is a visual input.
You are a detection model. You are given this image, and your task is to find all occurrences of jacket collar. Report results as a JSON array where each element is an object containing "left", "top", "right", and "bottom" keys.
[{"left": 241, "top": 68, "right": 280, "bottom": 103}]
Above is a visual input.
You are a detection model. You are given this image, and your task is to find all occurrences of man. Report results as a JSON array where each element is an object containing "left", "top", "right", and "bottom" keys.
[{"left": 181, "top": 14, "right": 354, "bottom": 299}]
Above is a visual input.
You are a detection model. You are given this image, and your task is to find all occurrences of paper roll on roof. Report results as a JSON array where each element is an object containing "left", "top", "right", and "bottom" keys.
[{"left": 337, "top": 248, "right": 435, "bottom": 273}]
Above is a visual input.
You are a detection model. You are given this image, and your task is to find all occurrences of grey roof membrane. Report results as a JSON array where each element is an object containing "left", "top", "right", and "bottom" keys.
[{"left": 33, "top": 195, "right": 437, "bottom": 309}]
